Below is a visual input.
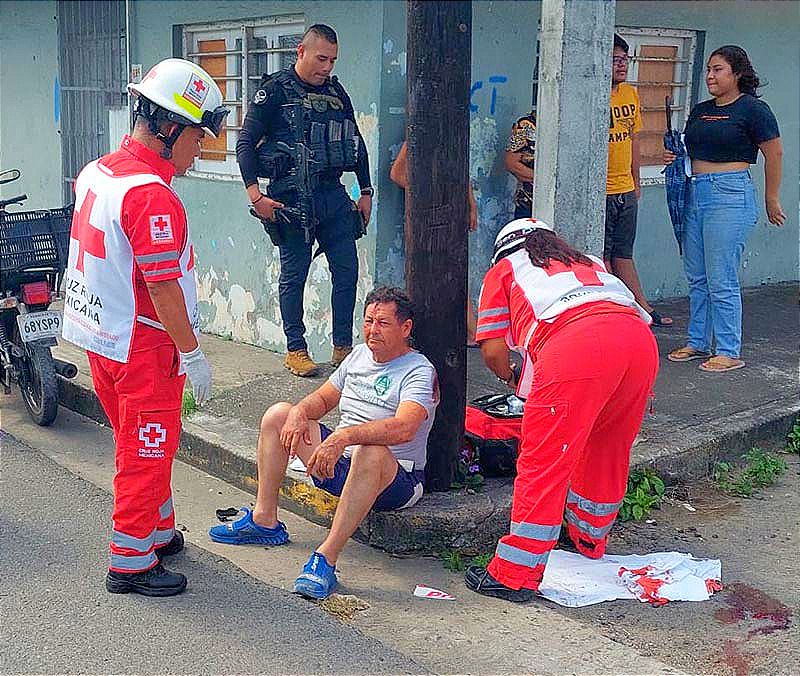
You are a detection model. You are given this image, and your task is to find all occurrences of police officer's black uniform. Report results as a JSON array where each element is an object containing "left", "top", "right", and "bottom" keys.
[{"left": 236, "top": 67, "right": 372, "bottom": 354}]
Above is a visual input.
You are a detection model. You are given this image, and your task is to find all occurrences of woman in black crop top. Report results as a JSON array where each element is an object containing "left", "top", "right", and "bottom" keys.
[{"left": 664, "top": 45, "right": 784, "bottom": 373}]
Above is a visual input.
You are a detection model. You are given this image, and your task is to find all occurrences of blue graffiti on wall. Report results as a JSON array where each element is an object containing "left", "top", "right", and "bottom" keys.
[{"left": 470, "top": 75, "right": 507, "bottom": 115}]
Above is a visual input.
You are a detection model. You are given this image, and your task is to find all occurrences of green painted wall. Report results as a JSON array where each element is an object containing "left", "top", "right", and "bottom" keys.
[
  {"left": 462, "top": 0, "right": 799, "bottom": 300},
  {"left": 0, "top": 0, "right": 62, "bottom": 210},
  {"left": 615, "top": 0, "right": 800, "bottom": 295},
  {"left": 2, "top": 0, "right": 796, "bottom": 355}
]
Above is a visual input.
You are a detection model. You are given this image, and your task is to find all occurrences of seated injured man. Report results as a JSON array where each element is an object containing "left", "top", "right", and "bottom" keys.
[{"left": 210, "top": 286, "right": 439, "bottom": 599}]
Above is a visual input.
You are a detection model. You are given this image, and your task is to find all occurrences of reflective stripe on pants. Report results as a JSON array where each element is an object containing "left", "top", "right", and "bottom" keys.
[{"left": 88, "top": 327, "right": 185, "bottom": 574}]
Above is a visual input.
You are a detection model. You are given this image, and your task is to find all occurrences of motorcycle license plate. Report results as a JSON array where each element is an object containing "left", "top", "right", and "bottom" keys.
[{"left": 16, "top": 310, "right": 62, "bottom": 343}]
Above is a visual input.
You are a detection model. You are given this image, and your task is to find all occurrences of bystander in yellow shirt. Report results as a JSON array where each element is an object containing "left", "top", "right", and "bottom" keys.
[{"left": 607, "top": 83, "right": 642, "bottom": 195}]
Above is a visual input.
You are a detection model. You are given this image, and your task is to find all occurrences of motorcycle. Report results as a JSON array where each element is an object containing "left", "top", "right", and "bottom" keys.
[{"left": 0, "top": 168, "right": 77, "bottom": 426}]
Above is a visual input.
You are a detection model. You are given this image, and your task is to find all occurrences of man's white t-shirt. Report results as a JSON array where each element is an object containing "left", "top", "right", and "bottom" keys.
[{"left": 329, "top": 343, "right": 439, "bottom": 470}]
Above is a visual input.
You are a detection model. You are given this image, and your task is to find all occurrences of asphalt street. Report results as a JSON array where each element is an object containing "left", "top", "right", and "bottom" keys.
[
  {"left": 3, "top": 393, "right": 796, "bottom": 676},
  {"left": 0, "top": 431, "right": 422, "bottom": 675}
]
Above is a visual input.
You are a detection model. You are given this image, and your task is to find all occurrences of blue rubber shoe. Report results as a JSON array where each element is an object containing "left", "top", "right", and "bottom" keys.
[
  {"left": 208, "top": 507, "right": 289, "bottom": 546},
  {"left": 293, "top": 552, "right": 338, "bottom": 600}
]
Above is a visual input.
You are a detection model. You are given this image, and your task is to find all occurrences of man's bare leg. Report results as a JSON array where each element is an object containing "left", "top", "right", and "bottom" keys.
[
  {"left": 612, "top": 256, "right": 672, "bottom": 323},
  {"left": 252, "top": 402, "right": 321, "bottom": 528},
  {"left": 315, "top": 444, "right": 398, "bottom": 565}
]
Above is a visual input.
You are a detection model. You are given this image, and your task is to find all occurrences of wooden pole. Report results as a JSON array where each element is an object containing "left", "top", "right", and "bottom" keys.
[{"left": 405, "top": 0, "right": 471, "bottom": 492}]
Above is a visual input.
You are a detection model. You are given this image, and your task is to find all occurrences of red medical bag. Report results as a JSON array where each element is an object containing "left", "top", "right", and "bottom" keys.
[{"left": 464, "top": 394, "right": 523, "bottom": 476}]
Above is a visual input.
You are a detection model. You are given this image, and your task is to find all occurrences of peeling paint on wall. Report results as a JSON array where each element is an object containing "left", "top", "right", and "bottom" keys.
[
  {"left": 198, "top": 266, "right": 257, "bottom": 342},
  {"left": 390, "top": 51, "right": 407, "bottom": 77},
  {"left": 375, "top": 229, "right": 405, "bottom": 288},
  {"left": 356, "top": 106, "right": 379, "bottom": 166},
  {"left": 468, "top": 116, "right": 516, "bottom": 296},
  {"left": 469, "top": 116, "right": 500, "bottom": 180}
]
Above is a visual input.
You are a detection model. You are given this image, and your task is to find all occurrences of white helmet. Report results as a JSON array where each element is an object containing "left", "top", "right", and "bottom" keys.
[
  {"left": 492, "top": 218, "right": 553, "bottom": 265},
  {"left": 128, "top": 58, "right": 229, "bottom": 144}
]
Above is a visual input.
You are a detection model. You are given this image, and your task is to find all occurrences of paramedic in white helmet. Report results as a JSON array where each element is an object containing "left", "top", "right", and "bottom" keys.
[
  {"left": 465, "top": 218, "right": 658, "bottom": 602},
  {"left": 62, "top": 58, "right": 228, "bottom": 597}
]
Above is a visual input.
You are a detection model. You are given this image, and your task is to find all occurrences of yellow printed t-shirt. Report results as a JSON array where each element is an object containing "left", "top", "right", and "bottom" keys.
[{"left": 607, "top": 83, "right": 642, "bottom": 195}]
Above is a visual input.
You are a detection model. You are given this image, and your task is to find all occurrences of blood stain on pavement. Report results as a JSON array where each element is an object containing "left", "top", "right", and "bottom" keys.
[
  {"left": 714, "top": 582, "right": 792, "bottom": 635},
  {"left": 721, "top": 640, "right": 752, "bottom": 676}
]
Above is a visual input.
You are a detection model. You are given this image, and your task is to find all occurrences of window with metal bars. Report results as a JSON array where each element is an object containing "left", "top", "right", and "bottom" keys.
[
  {"left": 180, "top": 16, "right": 305, "bottom": 179},
  {"left": 616, "top": 27, "right": 702, "bottom": 183},
  {"left": 528, "top": 26, "right": 702, "bottom": 185}
]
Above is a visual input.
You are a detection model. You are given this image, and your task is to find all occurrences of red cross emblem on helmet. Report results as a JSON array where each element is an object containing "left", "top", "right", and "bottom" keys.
[{"left": 182, "top": 73, "right": 209, "bottom": 107}]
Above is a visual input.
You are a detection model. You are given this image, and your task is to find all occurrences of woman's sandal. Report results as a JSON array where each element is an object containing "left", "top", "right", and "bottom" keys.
[
  {"left": 699, "top": 356, "right": 745, "bottom": 372},
  {"left": 668, "top": 346, "right": 710, "bottom": 362}
]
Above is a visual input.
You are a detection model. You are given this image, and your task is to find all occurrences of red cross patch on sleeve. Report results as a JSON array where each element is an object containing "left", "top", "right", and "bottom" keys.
[{"left": 149, "top": 214, "right": 174, "bottom": 245}]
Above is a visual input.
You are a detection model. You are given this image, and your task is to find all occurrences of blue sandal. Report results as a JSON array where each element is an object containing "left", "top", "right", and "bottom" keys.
[
  {"left": 293, "top": 552, "right": 338, "bottom": 600},
  {"left": 208, "top": 507, "right": 289, "bottom": 546}
]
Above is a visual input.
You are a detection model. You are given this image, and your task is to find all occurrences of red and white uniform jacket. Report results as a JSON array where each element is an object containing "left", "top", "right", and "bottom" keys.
[
  {"left": 63, "top": 135, "right": 197, "bottom": 363},
  {"left": 476, "top": 250, "right": 650, "bottom": 397}
]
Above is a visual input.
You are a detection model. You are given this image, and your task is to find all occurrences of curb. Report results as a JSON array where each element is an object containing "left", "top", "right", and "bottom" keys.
[{"left": 57, "top": 376, "right": 799, "bottom": 557}]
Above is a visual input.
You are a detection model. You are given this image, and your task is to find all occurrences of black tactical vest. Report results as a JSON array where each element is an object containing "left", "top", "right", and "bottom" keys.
[{"left": 257, "top": 70, "right": 359, "bottom": 180}]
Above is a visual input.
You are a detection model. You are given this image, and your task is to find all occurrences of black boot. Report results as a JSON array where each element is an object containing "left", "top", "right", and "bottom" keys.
[
  {"left": 106, "top": 563, "right": 187, "bottom": 597},
  {"left": 155, "top": 530, "right": 184, "bottom": 559},
  {"left": 464, "top": 566, "right": 537, "bottom": 603}
]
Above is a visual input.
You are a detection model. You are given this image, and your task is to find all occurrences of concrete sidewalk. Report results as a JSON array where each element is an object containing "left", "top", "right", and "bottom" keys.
[{"left": 54, "top": 282, "right": 799, "bottom": 556}]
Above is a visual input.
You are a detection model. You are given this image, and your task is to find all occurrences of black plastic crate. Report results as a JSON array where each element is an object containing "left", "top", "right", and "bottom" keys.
[{"left": 0, "top": 205, "right": 73, "bottom": 276}]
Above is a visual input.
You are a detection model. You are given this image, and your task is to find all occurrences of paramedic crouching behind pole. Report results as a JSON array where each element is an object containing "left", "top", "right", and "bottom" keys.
[
  {"left": 62, "top": 58, "right": 228, "bottom": 597},
  {"left": 465, "top": 218, "right": 659, "bottom": 603}
]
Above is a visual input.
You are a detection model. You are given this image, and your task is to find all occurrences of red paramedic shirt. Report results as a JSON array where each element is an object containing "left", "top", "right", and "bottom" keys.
[
  {"left": 97, "top": 135, "right": 189, "bottom": 327},
  {"left": 476, "top": 254, "right": 642, "bottom": 359}
]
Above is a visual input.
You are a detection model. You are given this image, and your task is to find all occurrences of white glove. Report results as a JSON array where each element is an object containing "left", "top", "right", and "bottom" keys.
[{"left": 180, "top": 346, "right": 212, "bottom": 406}]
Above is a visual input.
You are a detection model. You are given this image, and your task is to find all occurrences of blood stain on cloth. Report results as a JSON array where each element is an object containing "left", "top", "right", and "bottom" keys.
[
  {"left": 617, "top": 565, "right": 669, "bottom": 606},
  {"left": 714, "top": 582, "right": 792, "bottom": 635}
]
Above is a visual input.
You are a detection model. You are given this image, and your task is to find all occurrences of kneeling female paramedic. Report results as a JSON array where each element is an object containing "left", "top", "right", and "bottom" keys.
[{"left": 465, "top": 218, "right": 659, "bottom": 602}]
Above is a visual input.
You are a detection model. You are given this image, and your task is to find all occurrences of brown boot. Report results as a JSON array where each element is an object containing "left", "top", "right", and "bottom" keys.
[
  {"left": 330, "top": 345, "right": 353, "bottom": 367},
  {"left": 284, "top": 349, "right": 319, "bottom": 377}
]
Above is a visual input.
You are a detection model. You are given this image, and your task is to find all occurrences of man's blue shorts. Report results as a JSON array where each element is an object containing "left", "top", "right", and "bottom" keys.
[{"left": 312, "top": 424, "right": 425, "bottom": 511}]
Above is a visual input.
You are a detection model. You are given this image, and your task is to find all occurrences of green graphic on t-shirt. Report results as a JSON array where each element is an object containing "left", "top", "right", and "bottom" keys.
[{"left": 374, "top": 375, "right": 392, "bottom": 397}]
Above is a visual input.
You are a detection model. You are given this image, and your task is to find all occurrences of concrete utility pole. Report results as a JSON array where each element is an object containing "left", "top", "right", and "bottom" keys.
[
  {"left": 405, "top": 0, "right": 471, "bottom": 492},
  {"left": 533, "top": 0, "right": 615, "bottom": 255}
]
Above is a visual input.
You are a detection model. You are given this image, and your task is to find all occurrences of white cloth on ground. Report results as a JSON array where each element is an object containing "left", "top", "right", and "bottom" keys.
[{"left": 539, "top": 549, "right": 722, "bottom": 607}]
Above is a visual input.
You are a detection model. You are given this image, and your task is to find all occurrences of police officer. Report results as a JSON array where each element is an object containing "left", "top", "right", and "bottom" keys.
[{"left": 237, "top": 24, "right": 373, "bottom": 377}]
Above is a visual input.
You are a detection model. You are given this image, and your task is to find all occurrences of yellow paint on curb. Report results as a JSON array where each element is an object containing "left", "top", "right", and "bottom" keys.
[{"left": 281, "top": 479, "right": 339, "bottom": 518}]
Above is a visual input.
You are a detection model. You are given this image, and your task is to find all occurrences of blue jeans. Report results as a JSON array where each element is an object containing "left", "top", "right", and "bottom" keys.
[
  {"left": 682, "top": 170, "right": 758, "bottom": 358},
  {"left": 277, "top": 183, "right": 358, "bottom": 352}
]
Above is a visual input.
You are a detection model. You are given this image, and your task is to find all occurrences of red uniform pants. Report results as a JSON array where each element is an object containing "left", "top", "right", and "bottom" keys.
[
  {"left": 88, "top": 326, "right": 185, "bottom": 573},
  {"left": 488, "top": 311, "right": 659, "bottom": 590}
]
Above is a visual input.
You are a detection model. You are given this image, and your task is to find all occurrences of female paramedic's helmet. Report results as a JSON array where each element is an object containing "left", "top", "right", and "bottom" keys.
[
  {"left": 491, "top": 217, "right": 554, "bottom": 265},
  {"left": 128, "top": 58, "right": 229, "bottom": 157}
]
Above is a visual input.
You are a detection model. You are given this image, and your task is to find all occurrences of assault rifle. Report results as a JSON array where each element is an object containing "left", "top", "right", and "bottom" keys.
[
  {"left": 249, "top": 102, "right": 320, "bottom": 246},
  {"left": 276, "top": 102, "right": 318, "bottom": 245}
]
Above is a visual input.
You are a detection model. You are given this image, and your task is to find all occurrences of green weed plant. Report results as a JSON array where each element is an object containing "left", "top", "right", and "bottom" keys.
[
  {"left": 786, "top": 417, "right": 800, "bottom": 455},
  {"left": 619, "top": 468, "right": 665, "bottom": 521},
  {"left": 440, "top": 550, "right": 494, "bottom": 572},
  {"left": 713, "top": 447, "right": 787, "bottom": 497},
  {"left": 181, "top": 390, "right": 197, "bottom": 416}
]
